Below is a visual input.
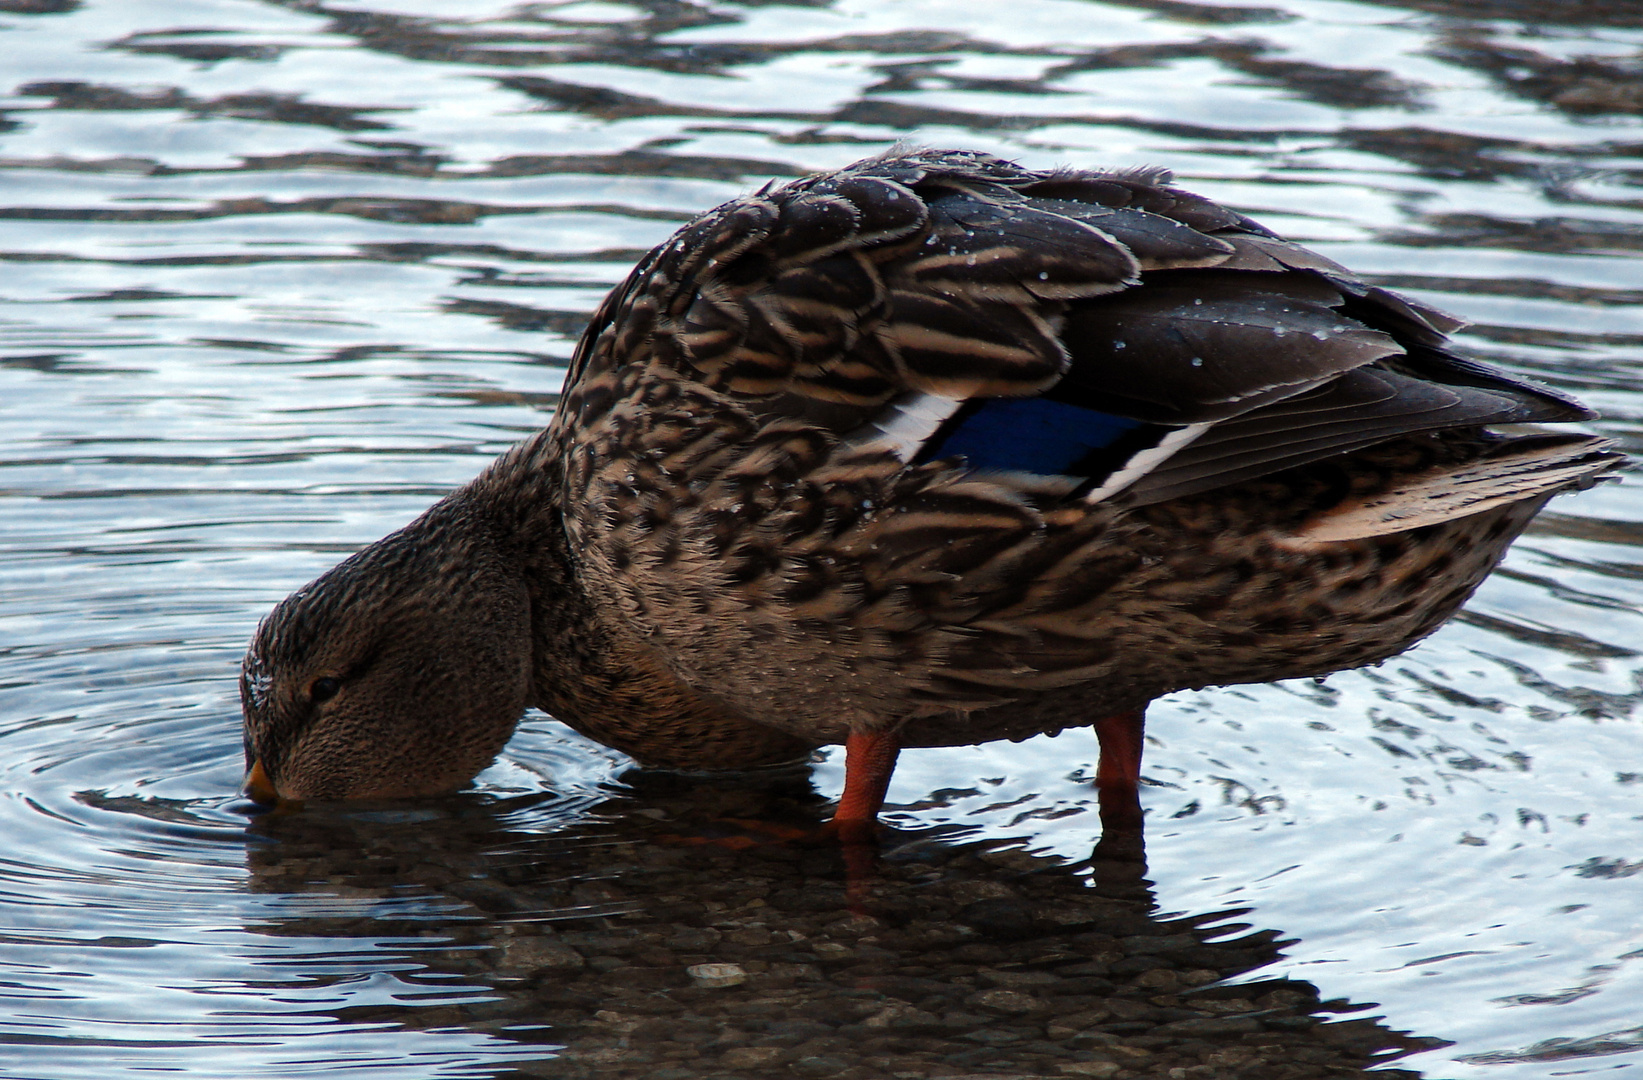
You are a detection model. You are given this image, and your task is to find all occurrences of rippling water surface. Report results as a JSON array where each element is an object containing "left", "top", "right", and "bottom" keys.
[{"left": 3, "top": 0, "right": 1642, "bottom": 1076}]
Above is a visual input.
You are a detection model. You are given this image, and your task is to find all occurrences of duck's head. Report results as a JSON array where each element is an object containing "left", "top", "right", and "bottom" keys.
[{"left": 239, "top": 502, "right": 532, "bottom": 803}]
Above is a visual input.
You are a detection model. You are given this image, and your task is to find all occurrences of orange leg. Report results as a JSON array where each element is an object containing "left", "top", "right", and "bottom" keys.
[
  {"left": 831, "top": 729, "right": 901, "bottom": 844},
  {"left": 1093, "top": 709, "right": 1145, "bottom": 832},
  {"left": 828, "top": 729, "right": 900, "bottom": 912}
]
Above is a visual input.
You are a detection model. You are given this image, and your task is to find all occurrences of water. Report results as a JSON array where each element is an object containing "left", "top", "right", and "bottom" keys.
[{"left": 2, "top": 0, "right": 1642, "bottom": 1076}]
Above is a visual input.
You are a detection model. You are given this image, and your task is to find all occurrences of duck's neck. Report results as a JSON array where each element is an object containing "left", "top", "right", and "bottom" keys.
[{"left": 460, "top": 430, "right": 817, "bottom": 771}]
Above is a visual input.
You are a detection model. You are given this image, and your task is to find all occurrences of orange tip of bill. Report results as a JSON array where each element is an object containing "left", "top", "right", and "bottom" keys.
[{"left": 243, "top": 759, "right": 279, "bottom": 804}]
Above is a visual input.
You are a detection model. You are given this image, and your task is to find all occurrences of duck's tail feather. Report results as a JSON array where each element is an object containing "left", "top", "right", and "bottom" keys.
[{"left": 1279, "top": 435, "right": 1621, "bottom": 547}]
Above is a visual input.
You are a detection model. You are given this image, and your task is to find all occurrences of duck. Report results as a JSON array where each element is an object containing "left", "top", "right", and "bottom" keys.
[{"left": 240, "top": 147, "right": 1619, "bottom": 840}]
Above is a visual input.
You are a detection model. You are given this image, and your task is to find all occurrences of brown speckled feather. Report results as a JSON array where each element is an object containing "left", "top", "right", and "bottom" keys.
[
  {"left": 240, "top": 148, "right": 1620, "bottom": 796},
  {"left": 529, "top": 148, "right": 1618, "bottom": 754}
]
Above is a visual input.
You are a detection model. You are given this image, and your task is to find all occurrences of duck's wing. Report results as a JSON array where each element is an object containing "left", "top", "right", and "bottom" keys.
[
  {"left": 571, "top": 147, "right": 1592, "bottom": 508},
  {"left": 559, "top": 150, "right": 1616, "bottom": 717}
]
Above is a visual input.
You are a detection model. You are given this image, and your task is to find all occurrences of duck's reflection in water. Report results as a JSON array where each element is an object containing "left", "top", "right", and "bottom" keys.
[{"left": 243, "top": 772, "right": 1443, "bottom": 1079}]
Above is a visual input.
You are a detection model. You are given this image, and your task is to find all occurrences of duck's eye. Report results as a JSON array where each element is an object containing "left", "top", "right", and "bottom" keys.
[{"left": 308, "top": 676, "right": 342, "bottom": 704}]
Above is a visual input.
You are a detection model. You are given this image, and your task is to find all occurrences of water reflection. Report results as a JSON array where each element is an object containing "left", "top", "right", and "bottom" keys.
[
  {"left": 236, "top": 775, "right": 1438, "bottom": 1079},
  {"left": 3, "top": 0, "right": 1642, "bottom": 1076}
]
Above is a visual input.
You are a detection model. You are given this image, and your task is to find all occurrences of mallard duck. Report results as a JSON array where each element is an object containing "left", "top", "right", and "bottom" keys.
[{"left": 240, "top": 148, "right": 1619, "bottom": 838}]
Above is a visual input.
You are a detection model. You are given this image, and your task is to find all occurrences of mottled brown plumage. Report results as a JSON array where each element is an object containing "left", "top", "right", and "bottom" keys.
[{"left": 241, "top": 148, "right": 1619, "bottom": 815}]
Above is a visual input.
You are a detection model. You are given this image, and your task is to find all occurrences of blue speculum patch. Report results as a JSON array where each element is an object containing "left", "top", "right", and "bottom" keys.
[{"left": 931, "top": 397, "right": 1146, "bottom": 475}]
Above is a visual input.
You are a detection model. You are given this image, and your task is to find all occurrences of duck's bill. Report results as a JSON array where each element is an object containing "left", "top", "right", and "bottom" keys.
[{"left": 243, "top": 759, "right": 280, "bottom": 804}]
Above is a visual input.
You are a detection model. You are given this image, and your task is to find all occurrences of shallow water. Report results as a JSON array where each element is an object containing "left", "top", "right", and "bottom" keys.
[{"left": 2, "top": 0, "right": 1642, "bottom": 1076}]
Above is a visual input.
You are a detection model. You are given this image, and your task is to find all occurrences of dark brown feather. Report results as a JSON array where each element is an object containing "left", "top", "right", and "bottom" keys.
[{"left": 240, "top": 149, "right": 1621, "bottom": 797}]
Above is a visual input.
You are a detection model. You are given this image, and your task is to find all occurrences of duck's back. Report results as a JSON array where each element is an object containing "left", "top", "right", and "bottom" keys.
[{"left": 544, "top": 148, "right": 1617, "bottom": 751}]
